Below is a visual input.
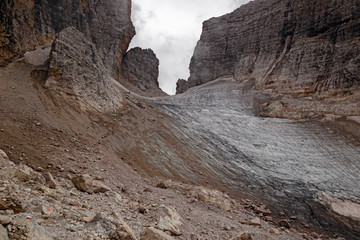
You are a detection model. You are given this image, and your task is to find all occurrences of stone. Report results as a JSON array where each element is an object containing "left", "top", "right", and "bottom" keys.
[
  {"left": 45, "top": 27, "right": 125, "bottom": 113},
  {"left": 239, "top": 233, "right": 253, "bottom": 240},
  {"left": 121, "top": 47, "right": 166, "bottom": 97},
  {"left": 188, "top": 186, "right": 231, "bottom": 211},
  {"left": 14, "top": 169, "right": 32, "bottom": 182},
  {"left": 115, "top": 193, "right": 123, "bottom": 203},
  {"left": 81, "top": 217, "right": 91, "bottom": 223},
  {"left": 0, "top": 215, "right": 12, "bottom": 225},
  {"left": 0, "top": 225, "right": 8, "bottom": 240},
  {"left": 0, "top": 149, "right": 10, "bottom": 164},
  {"left": 8, "top": 215, "right": 53, "bottom": 240},
  {"left": 176, "top": 0, "right": 360, "bottom": 119},
  {"left": 156, "top": 182, "right": 167, "bottom": 189},
  {"left": 278, "top": 219, "right": 291, "bottom": 229},
  {"left": 255, "top": 205, "right": 271, "bottom": 216},
  {"left": 249, "top": 217, "right": 261, "bottom": 227},
  {"left": 44, "top": 172, "right": 57, "bottom": 189},
  {"left": 269, "top": 228, "right": 280, "bottom": 235},
  {"left": 87, "top": 213, "right": 117, "bottom": 235},
  {"left": 71, "top": 174, "right": 111, "bottom": 193},
  {"left": 140, "top": 227, "right": 175, "bottom": 240},
  {"left": 35, "top": 205, "right": 53, "bottom": 216},
  {"left": 14, "top": 165, "right": 45, "bottom": 183},
  {"left": 110, "top": 212, "right": 137, "bottom": 240},
  {"left": 264, "top": 216, "right": 273, "bottom": 222},
  {"left": 138, "top": 206, "right": 147, "bottom": 214},
  {"left": 157, "top": 206, "right": 182, "bottom": 236},
  {"left": 0, "top": 196, "right": 25, "bottom": 214}
]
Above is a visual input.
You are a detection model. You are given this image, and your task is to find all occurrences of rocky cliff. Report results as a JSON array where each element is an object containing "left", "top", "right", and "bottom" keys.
[
  {"left": 0, "top": 0, "right": 168, "bottom": 98},
  {"left": 122, "top": 47, "right": 167, "bottom": 97},
  {"left": 177, "top": 0, "right": 360, "bottom": 118},
  {"left": 0, "top": 0, "right": 135, "bottom": 78}
]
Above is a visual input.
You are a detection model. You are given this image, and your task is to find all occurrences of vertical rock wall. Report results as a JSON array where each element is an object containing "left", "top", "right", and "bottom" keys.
[
  {"left": 177, "top": 0, "right": 360, "bottom": 118},
  {"left": 121, "top": 47, "right": 167, "bottom": 97},
  {"left": 0, "top": 0, "right": 135, "bottom": 78}
]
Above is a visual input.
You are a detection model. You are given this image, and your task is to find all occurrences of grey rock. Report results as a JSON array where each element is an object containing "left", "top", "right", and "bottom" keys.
[
  {"left": 278, "top": 219, "right": 291, "bottom": 229},
  {"left": 86, "top": 213, "right": 117, "bottom": 235},
  {"left": 0, "top": 224, "right": 8, "bottom": 240},
  {"left": 44, "top": 172, "right": 57, "bottom": 189},
  {"left": 176, "top": 0, "right": 360, "bottom": 117},
  {"left": 71, "top": 174, "right": 111, "bottom": 194},
  {"left": 14, "top": 165, "right": 45, "bottom": 184},
  {"left": 86, "top": 212, "right": 136, "bottom": 239},
  {"left": 111, "top": 212, "right": 137, "bottom": 240},
  {"left": 8, "top": 215, "right": 53, "bottom": 240},
  {"left": 175, "top": 79, "right": 188, "bottom": 94},
  {"left": 140, "top": 227, "right": 175, "bottom": 240},
  {"left": 0, "top": 0, "right": 134, "bottom": 77},
  {"left": 45, "top": 27, "right": 124, "bottom": 113},
  {"left": 0, "top": 215, "right": 12, "bottom": 225},
  {"left": 122, "top": 47, "right": 166, "bottom": 97},
  {"left": 0, "top": 196, "right": 25, "bottom": 214},
  {"left": 157, "top": 206, "right": 182, "bottom": 236}
]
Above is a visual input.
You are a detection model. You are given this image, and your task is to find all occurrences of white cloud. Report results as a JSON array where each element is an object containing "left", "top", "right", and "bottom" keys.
[{"left": 130, "top": 0, "right": 251, "bottom": 95}]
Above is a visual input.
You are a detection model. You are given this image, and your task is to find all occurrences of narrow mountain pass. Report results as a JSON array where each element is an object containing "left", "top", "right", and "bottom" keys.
[{"left": 152, "top": 77, "right": 360, "bottom": 239}]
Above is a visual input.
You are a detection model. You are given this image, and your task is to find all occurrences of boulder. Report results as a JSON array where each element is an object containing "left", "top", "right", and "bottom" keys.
[
  {"left": 14, "top": 165, "right": 45, "bottom": 184},
  {"left": 71, "top": 174, "right": 111, "bottom": 194},
  {"left": 44, "top": 172, "right": 57, "bottom": 189},
  {"left": 86, "top": 212, "right": 136, "bottom": 239},
  {"left": 0, "top": 225, "right": 8, "bottom": 240},
  {"left": 157, "top": 206, "right": 182, "bottom": 236},
  {"left": 278, "top": 219, "right": 291, "bottom": 229},
  {"left": 0, "top": 149, "right": 10, "bottom": 165},
  {"left": 0, "top": 196, "right": 25, "bottom": 214},
  {"left": 111, "top": 212, "right": 137, "bottom": 240},
  {"left": 86, "top": 213, "right": 117, "bottom": 236},
  {"left": 0, "top": 215, "right": 12, "bottom": 225},
  {"left": 249, "top": 217, "right": 261, "bottom": 227},
  {"left": 188, "top": 186, "right": 231, "bottom": 211},
  {"left": 35, "top": 205, "right": 54, "bottom": 216},
  {"left": 140, "top": 227, "right": 175, "bottom": 240}
]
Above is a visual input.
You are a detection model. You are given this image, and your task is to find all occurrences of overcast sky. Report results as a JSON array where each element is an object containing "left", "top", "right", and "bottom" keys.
[{"left": 129, "top": 0, "right": 250, "bottom": 95}]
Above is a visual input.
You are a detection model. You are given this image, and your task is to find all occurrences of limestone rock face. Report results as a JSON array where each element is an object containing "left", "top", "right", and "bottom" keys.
[
  {"left": 122, "top": 47, "right": 166, "bottom": 97},
  {"left": 0, "top": 0, "right": 135, "bottom": 77},
  {"left": 0, "top": 224, "right": 8, "bottom": 240},
  {"left": 45, "top": 27, "right": 124, "bottom": 113},
  {"left": 175, "top": 79, "right": 187, "bottom": 94},
  {"left": 177, "top": 0, "right": 360, "bottom": 117}
]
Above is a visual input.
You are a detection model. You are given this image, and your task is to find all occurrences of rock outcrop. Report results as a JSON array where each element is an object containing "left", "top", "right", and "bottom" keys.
[
  {"left": 175, "top": 79, "right": 187, "bottom": 95},
  {"left": 177, "top": 0, "right": 360, "bottom": 118},
  {"left": 0, "top": 0, "right": 135, "bottom": 77},
  {"left": 122, "top": 47, "right": 167, "bottom": 97},
  {"left": 45, "top": 27, "right": 124, "bottom": 112}
]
